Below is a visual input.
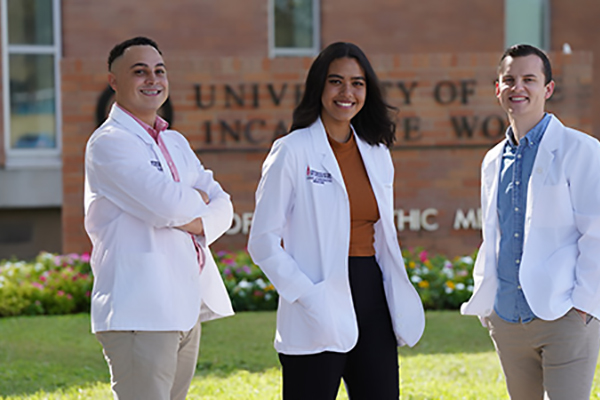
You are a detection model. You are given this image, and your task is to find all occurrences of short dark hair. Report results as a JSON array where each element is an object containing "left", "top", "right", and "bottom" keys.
[
  {"left": 108, "top": 36, "right": 162, "bottom": 71},
  {"left": 290, "top": 42, "right": 397, "bottom": 148},
  {"left": 498, "top": 44, "right": 553, "bottom": 85}
]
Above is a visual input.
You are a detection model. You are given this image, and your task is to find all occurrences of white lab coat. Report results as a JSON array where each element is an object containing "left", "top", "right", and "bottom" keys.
[
  {"left": 248, "top": 118, "right": 425, "bottom": 355},
  {"left": 84, "top": 104, "right": 234, "bottom": 333},
  {"left": 461, "top": 115, "right": 600, "bottom": 321}
]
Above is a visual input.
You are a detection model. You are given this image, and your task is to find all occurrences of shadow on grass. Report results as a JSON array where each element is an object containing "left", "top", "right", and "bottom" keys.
[{"left": 0, "top": 310, "right": 493, "bottom": 396}]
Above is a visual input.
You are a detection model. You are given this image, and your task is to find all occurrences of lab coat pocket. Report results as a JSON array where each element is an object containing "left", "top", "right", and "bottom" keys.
[{"left": 278, "top": 281, "right": 333, "bottom": 350}]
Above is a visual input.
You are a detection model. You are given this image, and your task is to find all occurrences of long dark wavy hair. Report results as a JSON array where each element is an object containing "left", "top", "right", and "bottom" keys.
[{"left": 290, "top": 42, "right": 397, "bottom": 147}]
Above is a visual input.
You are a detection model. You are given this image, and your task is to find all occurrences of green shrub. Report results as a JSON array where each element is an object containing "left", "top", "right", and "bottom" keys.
[
  {"left": 0, "top": 248, "right": 477, "bottom": 317},
  {"left": 215, "top": 250, "right": 278, "bottom": 311},
  {"left": 403, "top": 247, "right": 476, "bottom": 310},
  {"left": 0, "top": 253, "right": 92, "bottom": 317}
]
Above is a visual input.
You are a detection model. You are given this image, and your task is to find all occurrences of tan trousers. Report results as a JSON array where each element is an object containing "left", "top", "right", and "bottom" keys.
[
  {"left": 95, "top": 319, "right": 201, "bottom": 400},
  {"left": 486, "top": 309, "right": 600, "bottom": 400}
]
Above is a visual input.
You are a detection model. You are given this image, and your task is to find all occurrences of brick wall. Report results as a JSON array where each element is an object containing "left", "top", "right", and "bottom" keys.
[
  {"left": 61, "top": 51, "right": 592, "bottom": 257},
  {"left": 550, "top": 0, "right": 600, "bottom": 138}
]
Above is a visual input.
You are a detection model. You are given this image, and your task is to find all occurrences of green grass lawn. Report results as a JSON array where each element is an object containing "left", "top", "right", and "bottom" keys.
[{"left": 1, "top": 311, "right": 600, "bottom": 399}]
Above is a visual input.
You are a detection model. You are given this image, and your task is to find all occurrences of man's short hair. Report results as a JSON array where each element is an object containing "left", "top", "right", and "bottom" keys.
[
  {"left": 498, "top": 44, "right": 553, "bottom": 85},
  {"left": 108, "top": 36, "right": 162, "bottom": 71}
]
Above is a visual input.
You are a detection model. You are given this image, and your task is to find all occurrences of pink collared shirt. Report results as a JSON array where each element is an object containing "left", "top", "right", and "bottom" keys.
[{"left": 116, "top": 104, "right": 204, "bottom": 270}]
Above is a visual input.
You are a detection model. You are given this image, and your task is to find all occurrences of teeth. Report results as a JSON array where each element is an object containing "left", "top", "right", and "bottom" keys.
[
  {"left": 141, "top": 89, "right": 160, "bottom": 95},
  {"left": 511, "top": 96, "right": 526, "bottom": 101},
  {"left": 335, "top": 101, "right": 353, "bottom": 107}
]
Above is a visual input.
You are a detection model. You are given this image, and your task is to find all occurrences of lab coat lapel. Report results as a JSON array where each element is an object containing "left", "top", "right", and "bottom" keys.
[
  {"left": 109, "top": 104, "right": 173, "bottom": 181},
  {"left": 524, "top": 116, "right": 559, "bottom": 241},
  {"left": 310, "top": 118, "right": 347, "bottom": 193},
  {"left": 482, "top": 142, "right": 504, "bottom": 226}
]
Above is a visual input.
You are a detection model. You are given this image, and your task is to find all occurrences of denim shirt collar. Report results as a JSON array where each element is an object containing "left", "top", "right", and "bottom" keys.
[{"left": 505, "top": 113, "right": 551, "bottom": 149}]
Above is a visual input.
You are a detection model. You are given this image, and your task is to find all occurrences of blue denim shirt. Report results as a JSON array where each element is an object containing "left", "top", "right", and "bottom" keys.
[{"left": 494, "top": 113, "right": 551, "bottom": 323}]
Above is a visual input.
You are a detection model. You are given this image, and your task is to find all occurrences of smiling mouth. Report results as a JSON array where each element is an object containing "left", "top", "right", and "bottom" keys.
[
  {"left": 509, "top": 96, "right": 528, "bottom": 102},
  {"left": 140, "top": 89, "right": 162, "bottom": 96},
  {"left": 334, "top": 100, "right": 354, "bottom": 108}
]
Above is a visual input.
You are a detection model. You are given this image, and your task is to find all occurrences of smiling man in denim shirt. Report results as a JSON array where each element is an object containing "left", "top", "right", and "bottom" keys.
[{"left": 462, "top": 44, "right": 600, "bottom": 399}]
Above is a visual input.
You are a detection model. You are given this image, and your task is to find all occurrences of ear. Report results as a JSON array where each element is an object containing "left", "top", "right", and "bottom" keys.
[
  {"left": 544, "top": 80, "right": 555, "bottom": 100},
  {"left": 108, "top": 72, "right": 117, "bottom": 92},
  {"left": 495, "top": 80, "right": 500, "bottom": 98}
]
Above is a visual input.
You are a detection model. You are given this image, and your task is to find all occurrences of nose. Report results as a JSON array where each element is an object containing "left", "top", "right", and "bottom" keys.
[
  {"left": 340, "top": 82, "right": 352, "bottom": 95},
  {"left": 146, "top": 72, "right": 159, "bottom": 84},
  {"left": 513, "top": 78, "right": 525, "bottom": 90}
]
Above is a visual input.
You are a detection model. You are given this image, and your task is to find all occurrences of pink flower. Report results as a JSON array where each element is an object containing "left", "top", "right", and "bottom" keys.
[
  {"left": 40, "top": 275, "right": 47, "bottom": 282},
  {"left": 85, "top": 291, "right": 91, "bottom": 297},
  {"left": 80, "top": 253, "right": 91, "bottom": 263},
  {"left": 57, "top": 290, "right": 65, "bottom": 296},
  {"left": 66, "top": 294, "right": 73, "bottom": 300},
  {"left": 32, "top": 282, "right": 44, "bottom": 290},
  {"left": 253, "top": 290, "right": 264, "bottom": 297},
  {"left": 419, "top": 250, "right": 428, "bottom": 263}
]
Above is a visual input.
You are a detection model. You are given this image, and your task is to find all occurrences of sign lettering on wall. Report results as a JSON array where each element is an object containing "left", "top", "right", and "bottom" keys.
[{"left": 226, "top": 208, "right": 482, "bottom": 236}]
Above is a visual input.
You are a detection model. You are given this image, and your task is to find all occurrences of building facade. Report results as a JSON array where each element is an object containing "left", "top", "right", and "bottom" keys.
[{"left": 0, "top": 0, "right": 598, "bottom": 259}]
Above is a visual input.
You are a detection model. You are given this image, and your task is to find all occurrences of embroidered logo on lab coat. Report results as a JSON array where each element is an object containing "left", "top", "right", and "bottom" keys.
[
  {"left": 306, "top": 166, "right": 332, "bottom": 184},
  {"left": 150, "top": 160, "right": 163, "bottom": 171}
]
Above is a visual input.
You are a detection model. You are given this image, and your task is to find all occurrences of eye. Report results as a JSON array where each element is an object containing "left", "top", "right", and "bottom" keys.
[
  {"left": 328, "top": 78, "right": 341, "bottom": 85},
  {"left": 133, "top": 69, "right": 145, "bottom": 75},
  {"left": 353, "top": 80, "right": 365, "bottom": 87},
  {"left": 155, "top": 69, "right": 166, "bottom": 75}
]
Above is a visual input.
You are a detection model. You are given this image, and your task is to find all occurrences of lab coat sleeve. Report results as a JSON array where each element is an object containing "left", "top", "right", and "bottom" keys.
[
  {"left": 247, "top": 140, "right": 315, "bottom": 303},
  {"left": 190, "top": 151, "right": 234, "bottom": 246},
  {"left": 568, "top": 135, "right": 600, "bottom": 314},
  {"left": 86, "top": 130, "right": 207, "bottom": 228}
]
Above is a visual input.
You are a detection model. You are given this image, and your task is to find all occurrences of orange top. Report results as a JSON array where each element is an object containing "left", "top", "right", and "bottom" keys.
[{"left": 328, "top": 134, "right": 380, "bottom": 256}]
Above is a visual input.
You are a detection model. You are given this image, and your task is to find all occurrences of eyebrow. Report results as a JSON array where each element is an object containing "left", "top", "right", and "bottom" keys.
[
  {"left": 502, "top": 73, "right": 538, "bottom": 79},
  {"left": 327, "top": 73, "right": 366, "bottom": 81},
  {"left": 129, "top": 62, "right": 166, "bottom": 69}
]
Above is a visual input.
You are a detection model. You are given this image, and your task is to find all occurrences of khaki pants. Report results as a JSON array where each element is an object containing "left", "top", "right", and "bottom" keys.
[
  {"left": 95, "top": 319, "right": 201, "bottom": 400},
  {"left": 487, "top": 309, "right": 600, "bottom": 400}
]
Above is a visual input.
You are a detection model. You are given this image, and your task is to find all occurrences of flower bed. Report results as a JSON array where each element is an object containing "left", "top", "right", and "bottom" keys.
[
  {"left": 0, "top": 248, "right": 475, "bottom": 317},
  {"left": 0, "top": 252, "right": 92, "bottom": 316}
]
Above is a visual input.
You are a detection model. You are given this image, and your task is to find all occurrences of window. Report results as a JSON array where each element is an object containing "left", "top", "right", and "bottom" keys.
[
  {"left": 2, "top": 0, "right": 61, "bottom": 166},
  {"left": 505, "top": 0, "right": 550, "bottom": 49},
  {"left": 269, "top": 0, "right": 320, "bottom": 57}
]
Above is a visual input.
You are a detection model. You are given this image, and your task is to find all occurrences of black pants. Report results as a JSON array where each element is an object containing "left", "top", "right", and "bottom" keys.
[{"left": 279, "top": 256, "right": 399, "bottom": 400}]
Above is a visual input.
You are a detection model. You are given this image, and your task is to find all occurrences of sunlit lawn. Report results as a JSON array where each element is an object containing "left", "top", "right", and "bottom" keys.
[{"left": 2, "top": 311, "right": 600, "bottom": 399}]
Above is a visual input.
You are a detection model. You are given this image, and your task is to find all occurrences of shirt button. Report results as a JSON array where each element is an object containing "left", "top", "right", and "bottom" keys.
[
  {"left": 515, "top": 259, "right": 520, "bottom": 264},
  {"left": 515, "top": 181, "right": 520, "bottom": 185},
  {"left": 517, "top": 285, "right": 522, "bottom": 290},
  {"left": 517, "top": 154, "right": 522, "bottom": 159},
  {"left": 514, "top": 207, "right": 519, "bottom": 212},
  {"left": 514, "top": 233, "right": 520, "bottom": 238}
]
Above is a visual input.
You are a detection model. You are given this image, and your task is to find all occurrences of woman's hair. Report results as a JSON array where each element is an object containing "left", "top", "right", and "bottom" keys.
[{"left": 290, "top": 42, "right": 397, "bottom": 147}]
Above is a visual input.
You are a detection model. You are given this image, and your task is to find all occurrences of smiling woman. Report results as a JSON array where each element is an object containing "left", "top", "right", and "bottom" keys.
[{"left": 248, "top": 42, "right": 425, "bottom": 400}]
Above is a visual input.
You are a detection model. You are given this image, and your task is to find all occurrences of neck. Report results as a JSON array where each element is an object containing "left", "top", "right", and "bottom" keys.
[
  {"left": 116, "top": 103, "right": 157, "bottom": 128},
  {"left": 322, "top": 119, "right": 351, "bottom": 143},
  {"left": 509, "top": 113, "right": 545, "bottom": 144}
]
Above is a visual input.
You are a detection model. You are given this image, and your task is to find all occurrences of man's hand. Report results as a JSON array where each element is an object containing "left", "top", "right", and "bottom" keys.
[
  {"left": 175, "top": 190, "right": 210, "bottom": 235},
  {"left": 198, "top": 189, "right": 209, "bottom": 204},
  {"left": 575, "top": 308, "right": 589, "bottom": 323}
]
